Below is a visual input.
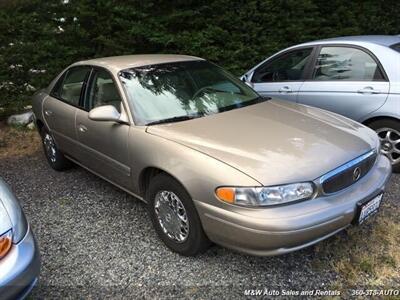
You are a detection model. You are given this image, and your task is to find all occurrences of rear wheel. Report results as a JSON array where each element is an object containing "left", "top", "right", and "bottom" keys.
[
  {"left": 40, "top": 127, "right": 71, "bottom": 171},
  {"left": 147, "top": 174, "right": 211, "bottom": 256},
  {"left": 368, "top": 119, "right": 400, "bottom": 173}
]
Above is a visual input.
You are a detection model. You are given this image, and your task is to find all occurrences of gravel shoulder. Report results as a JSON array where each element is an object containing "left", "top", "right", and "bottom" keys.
[{"left": 0, "top": 128, "right": 399, "bottom": 299}]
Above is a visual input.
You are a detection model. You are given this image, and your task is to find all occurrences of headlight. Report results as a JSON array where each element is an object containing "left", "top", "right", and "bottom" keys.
[
  {"left": 0, "top": 230, "right": 12, "bottom": 260},
  {"left": 216, "top": 182, "right": 315, "bottom": 207},
  {"left": 0, "top": 202, "right": 13, "bottom": 260},
  {"left": 0, "top": 179, "right": 28, "bottom": 243}
]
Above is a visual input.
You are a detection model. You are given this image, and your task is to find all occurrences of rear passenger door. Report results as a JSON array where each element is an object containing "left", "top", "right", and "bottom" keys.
[
  {"left": 250, "top": 47, "right": 314, "bottom": 102},
  {"left": 75, "top": 67, "right": 131, "bottom": 188},
  {"left": 297, "top": 45, "right": 390, "bottom": 121},
  {"left": 43, "top": 66, "right": 91, "bottom": 157}
]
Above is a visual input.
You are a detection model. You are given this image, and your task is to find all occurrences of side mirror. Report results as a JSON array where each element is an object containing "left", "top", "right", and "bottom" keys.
[
  {"left": 88, "top": 105, "right": 128, "bottom": 124},
  {"left": 240, "top": 73, "right": 253, "bottom": 88}
]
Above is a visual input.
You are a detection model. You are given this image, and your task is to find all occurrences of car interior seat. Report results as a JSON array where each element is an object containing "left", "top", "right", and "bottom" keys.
[
  {"left": 61, "top": 83, "right": 83, "bottom": 106},
  {"left": 349, "top": 51, "right": 367, "bottom": 80},
  {"left": 95, "top": 82, "right": 121, "bottom": 112}
]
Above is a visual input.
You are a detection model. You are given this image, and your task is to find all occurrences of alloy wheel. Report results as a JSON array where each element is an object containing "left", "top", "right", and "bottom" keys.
[{"left": 376, "top": 127, "right": 400, "bottom": 165}]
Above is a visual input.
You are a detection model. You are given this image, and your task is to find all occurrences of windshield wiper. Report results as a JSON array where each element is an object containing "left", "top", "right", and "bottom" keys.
[
  {"left": 146, "top": 115, "right": 201, "bottom": 126},
  {"left": 251, "top": 95, "right": 270, "bottom": 102}
]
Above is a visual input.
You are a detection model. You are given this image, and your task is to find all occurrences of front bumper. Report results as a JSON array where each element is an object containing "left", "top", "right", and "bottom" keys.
[
  {"left": 0, "top": 225, "right": 41, "bottom": 300},
  {"left": 195, "top": 154, "right": 392, "bottom": 256}
]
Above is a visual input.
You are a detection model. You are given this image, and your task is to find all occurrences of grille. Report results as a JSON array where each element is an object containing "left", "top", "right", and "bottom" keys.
[{"left": 321, "top": 150, "right": 377, "bottom": 194}]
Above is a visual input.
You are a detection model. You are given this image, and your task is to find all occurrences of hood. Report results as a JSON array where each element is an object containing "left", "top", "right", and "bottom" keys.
[{"left": 147, "top": 100, "right": 377, "bottom": 185}]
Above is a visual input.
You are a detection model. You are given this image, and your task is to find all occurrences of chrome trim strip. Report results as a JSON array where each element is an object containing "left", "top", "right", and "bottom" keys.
[{"left": 319, "top": 149, "right": 376, "bottom": 186}]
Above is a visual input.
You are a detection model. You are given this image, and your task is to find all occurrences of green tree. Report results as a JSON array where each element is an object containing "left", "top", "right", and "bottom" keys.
[{"left": 0, "top": 0, "right": 399, "bottom": 118}]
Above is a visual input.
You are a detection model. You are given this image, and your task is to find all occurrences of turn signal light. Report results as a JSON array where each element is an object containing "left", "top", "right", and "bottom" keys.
[
  {"left": 0, "top": 231, "right": 12, "bottom": 260},
  {"left": 215, "top": 187, "right": 235, "bottom": 203}
]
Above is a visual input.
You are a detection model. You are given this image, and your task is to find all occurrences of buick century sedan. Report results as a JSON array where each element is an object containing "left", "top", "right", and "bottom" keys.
[{"left": 32, "top": 55, "right": 391, "bottom": 256}]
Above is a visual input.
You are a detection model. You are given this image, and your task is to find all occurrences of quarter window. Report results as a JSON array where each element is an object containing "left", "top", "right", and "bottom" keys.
[
  {"left": 313, "top": 47, "right": 384, "bottom": 81},
  {"left": 252, "top": 48, "right": 313, "bottom": 83},
  {"left": 86, "top": 69, "right": 122, "bottom": 112}
]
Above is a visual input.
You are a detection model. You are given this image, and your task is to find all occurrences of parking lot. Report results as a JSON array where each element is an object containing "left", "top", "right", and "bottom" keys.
[{"left": 0, "top": 128, "right": 399, "bottom": 298}]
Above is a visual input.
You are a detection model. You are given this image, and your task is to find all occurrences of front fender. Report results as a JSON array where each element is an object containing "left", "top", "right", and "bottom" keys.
[{"left": 127, "top": 127, "right": 261, "bottom": 207}]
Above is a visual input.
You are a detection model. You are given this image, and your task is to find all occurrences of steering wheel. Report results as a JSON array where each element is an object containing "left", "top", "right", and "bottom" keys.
[
  {"left": 272, "top": 70, "right": 287, "bottom": 81},
  {"left": 192, "top": 86, "right": 226, "bottom": 100}
]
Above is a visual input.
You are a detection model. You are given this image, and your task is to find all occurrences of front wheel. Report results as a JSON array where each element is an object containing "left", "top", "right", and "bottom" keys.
[
  {"left": 147, "top": 174, "right": 211, "bottom": 256},
  {"left": 368, "top": 119, "right": 400, "bottom": 173}
]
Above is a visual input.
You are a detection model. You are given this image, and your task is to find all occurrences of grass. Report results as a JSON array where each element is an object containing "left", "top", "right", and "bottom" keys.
[
  {"left": 313, "top": 198, "right": 400, "bottom": 291},
  {"left": 0, "top": 122, "right": 41, "bottom": 158}
]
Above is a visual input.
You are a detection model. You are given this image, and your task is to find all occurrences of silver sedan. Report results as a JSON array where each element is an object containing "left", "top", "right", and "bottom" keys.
[
  {"left": 242, "top": 35, "right": 400, "bottom": 172},
  {"left": 0, "top": 178, "right": 40, "bottom": 299}
]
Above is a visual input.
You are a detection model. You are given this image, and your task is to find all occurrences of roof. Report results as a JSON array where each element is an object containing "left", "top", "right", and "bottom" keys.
[
  {"left": 75, "top": 54, "right": 204, "bottom": 71},
  {"left": 303, "top": 35, "right": 400, "bottom": 47}
]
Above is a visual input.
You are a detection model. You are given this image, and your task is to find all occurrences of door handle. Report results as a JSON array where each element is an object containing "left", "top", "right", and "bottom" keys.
[
  {"left": 279, "top": 86, "right": 292, "bottom": 93},
  {"left": 357, "top": 87, "right": 380, "bottom": 94},
  {"left": 44, "top": 110, "right": 53, "bottom": 116},
  {"left": 78, "top": 125, "right": 88, "bottom": 133}
]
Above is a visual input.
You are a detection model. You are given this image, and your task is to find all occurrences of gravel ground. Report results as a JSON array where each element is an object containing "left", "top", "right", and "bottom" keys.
[{"left": 1, "top": 146, "right": 399, "bottom": 299}]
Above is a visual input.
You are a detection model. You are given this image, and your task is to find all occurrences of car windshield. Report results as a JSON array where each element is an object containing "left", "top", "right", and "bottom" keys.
[{"left": 118, "top": 60, "right": 262, "bottom": 125}]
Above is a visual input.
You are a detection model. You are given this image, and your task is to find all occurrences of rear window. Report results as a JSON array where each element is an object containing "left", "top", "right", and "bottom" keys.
[{"left": 390, "top": 43, "right": 400, "bottom": 53}]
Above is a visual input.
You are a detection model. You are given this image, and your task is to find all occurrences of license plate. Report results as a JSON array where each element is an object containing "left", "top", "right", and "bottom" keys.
[{"left": 356, "top": 194, "right": 383, "bottom": 225}]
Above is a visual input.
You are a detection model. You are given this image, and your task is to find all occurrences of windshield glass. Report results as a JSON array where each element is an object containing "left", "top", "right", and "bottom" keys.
[{"left": 118, "top": 60, "right": 261, "bottom": 125}]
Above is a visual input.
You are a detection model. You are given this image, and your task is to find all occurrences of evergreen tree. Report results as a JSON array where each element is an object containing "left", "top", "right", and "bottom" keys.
[{"left": 0, "top": 0, "right": 399, "bottom": 118}]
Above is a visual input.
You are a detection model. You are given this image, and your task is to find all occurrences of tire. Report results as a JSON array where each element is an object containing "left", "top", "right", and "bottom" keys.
[
  {"left": 40, "top": 127, "right": 71, "bottom": 171},
  {"left": 147, "top": 174, "right": 211, "bottom": 256},
  {"left": 368, "top": 119, "right": 400, "bottom": 173}
]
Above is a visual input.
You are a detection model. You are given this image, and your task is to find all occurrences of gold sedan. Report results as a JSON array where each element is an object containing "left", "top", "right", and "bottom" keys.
[{"left": 32, "top": 55, "right": 391, "bottom": 256}]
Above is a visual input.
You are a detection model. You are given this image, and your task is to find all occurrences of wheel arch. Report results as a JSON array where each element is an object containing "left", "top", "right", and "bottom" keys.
[
  {"left": 36, "top": 119, "right": 45, "bottom": 131},
  {"left": 138, "top": 166, "right": 189, "bottom": 200},
  {"left": 362, "top": 115, "right": 400, "bottom": 126}
]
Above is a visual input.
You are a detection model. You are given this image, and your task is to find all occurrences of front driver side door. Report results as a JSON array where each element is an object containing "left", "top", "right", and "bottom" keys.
[
  {"left": 75, "top": 67, "right": 132, "bottom": 188},
  {"left": 249, "top": 47, "right": 314, "bottom": 102}
]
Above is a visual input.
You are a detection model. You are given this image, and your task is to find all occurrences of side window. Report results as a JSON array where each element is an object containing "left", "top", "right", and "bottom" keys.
[
  {"left": 252, "top": 48, "right": 313, "bottom": 83},
  {"left": 50, "top": 73, "right": 66, "bottom": 99},
  {"left": 391, "top": 43, "right": 400, "bottom": 53},
  {"left": 52, "top": 67, "right": 91, "bottom": 106},
  {"left": 86, "top": 69, "right": 122, "bottom": 112},
  {"left": 313, "top": 47, "right": 384, "bottom": 81}
]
